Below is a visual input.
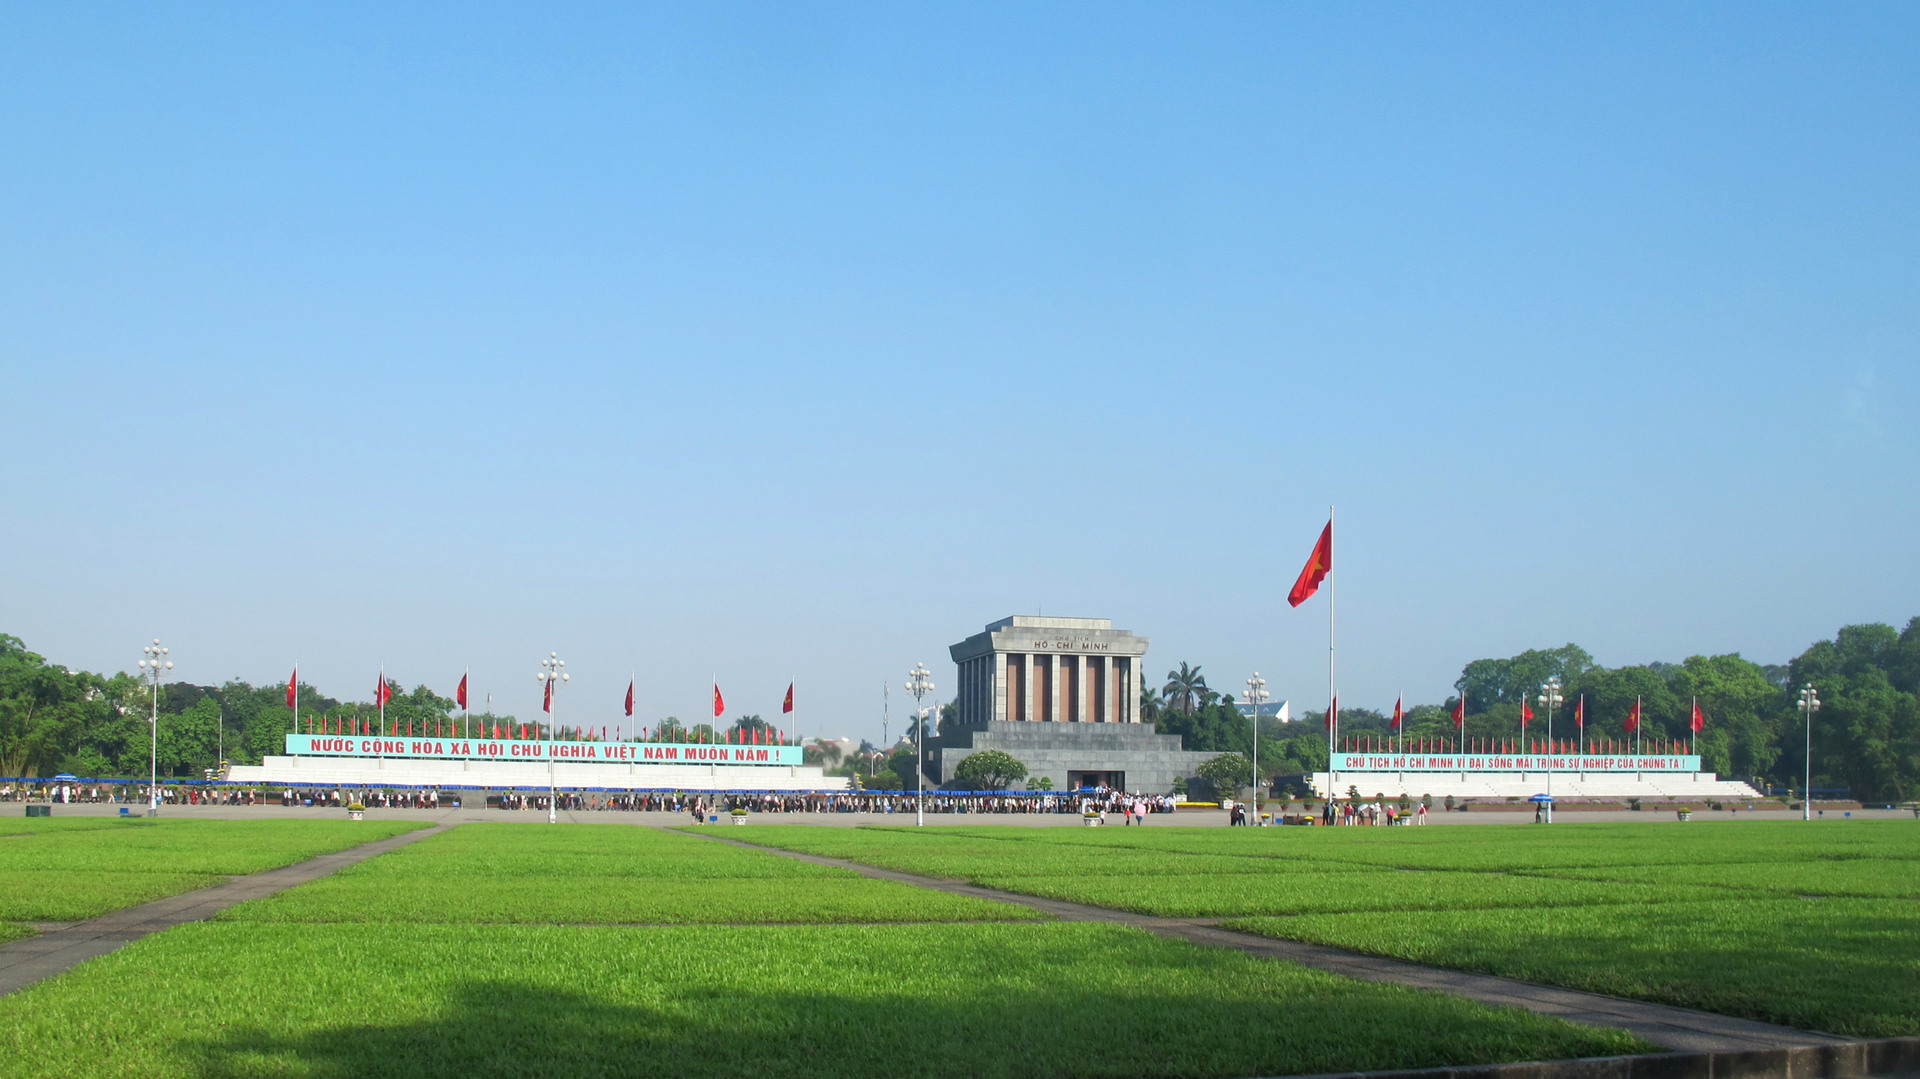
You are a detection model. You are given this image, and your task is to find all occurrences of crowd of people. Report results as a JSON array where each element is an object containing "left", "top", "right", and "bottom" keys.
[{"left": 1, "top": 782, "right": 1186, "bottom": 818}]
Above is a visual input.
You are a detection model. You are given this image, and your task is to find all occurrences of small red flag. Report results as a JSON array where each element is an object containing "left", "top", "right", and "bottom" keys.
[
  {"left": 286, "top": 667, "right": 298, "bottom": 708},
  {"left": 456, "top": 673, "right": 468, "bottom": 711},
  {"left": 1624, "top": 699, "right": 1641, "bottom": 732},
  {"left": 713, "top": 683, "right": 725, "bottom": 718},
  {"left": 782, "top": 683, "right": 794, "bottom": 714},
  {"left": 1287, "top": 521, "right": 1334, "bottom": 608},
  {"left": 1391, "top": 697, "right": 1403, "bottom": 729},
  {"left": 1520, "top": 700, "right": 1533, "bottom": 729},
  {"left": 624, "top": 679, "right": 635, "bottom": 718},
  {"left": 1690, "top": 700, "right": 1705, "bottom": 733},
  {"left": 1451, "top": 696, "right": 1465, "bottom": 729}
]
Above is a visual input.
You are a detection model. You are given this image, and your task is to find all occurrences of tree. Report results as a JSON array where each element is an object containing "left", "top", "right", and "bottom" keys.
[
  {"left": 954, "top": 749, "right": 1028, "bottom": 790},
  {"left": 1029, "top": 776, "right": 1054, "bottom": 791},
  {"left": 730, "top": 714, "right": 771, "bottom": 737},
  {"left": 1138, "top": 686, "right": 1165, "bottom": 721},
  {"left": 1163, "top": 662, "right": 1212, "bottom": 714},
  {"left": 1195, "top": 752, "right": 1254, "bottom": 799}
]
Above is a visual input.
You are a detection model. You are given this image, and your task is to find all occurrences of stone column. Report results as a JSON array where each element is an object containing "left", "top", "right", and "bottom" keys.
[
  {"left": 1048, "top": 655, "right": 1061, "bottom": 723},
  {"left": 1024, "top": 654, "right": 1036, "bottom": 723},
  {"left": 993, "top": 652, "right": 1008, "bottom": 723},
  {"left": 1126, "top": 657, "right": 1140, "bottom": 723},
  {"left": 1076, "top": 655, "right": 1089, "bottom": 724}
]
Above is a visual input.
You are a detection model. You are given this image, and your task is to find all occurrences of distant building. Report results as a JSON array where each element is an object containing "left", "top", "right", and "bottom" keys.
[{"left": 931, "top": 616, "right": 1220, "bottom": 793}]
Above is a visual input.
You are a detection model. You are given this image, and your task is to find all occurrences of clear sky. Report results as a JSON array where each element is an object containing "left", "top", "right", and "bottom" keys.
[{"left": 2, "top": 3, "right": 1915, "bottom": 743}]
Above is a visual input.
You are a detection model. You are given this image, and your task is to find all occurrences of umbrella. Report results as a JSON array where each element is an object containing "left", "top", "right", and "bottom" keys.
[
  {"left": 1528, "top": 793, "right": 1554, "bottom": 803},
  {"left": 52, "top": 773, "right": 78, "bottom": 781}
]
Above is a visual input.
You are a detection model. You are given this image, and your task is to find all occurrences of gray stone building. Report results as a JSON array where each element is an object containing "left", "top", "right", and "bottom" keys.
[{"left": 930, "top": 616, "right": 1220, "bottom": 793}]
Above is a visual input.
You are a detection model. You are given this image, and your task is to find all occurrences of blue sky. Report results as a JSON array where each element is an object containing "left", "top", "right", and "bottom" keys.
[{"left": 2, "top": 3, "right": 1914, "bottom": 741}]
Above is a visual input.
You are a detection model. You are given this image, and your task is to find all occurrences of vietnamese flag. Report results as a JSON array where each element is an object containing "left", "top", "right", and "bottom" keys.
[
  {"left": 1324, "top": 696, "right": 1337, "bottom": 731},
  {"left": 1574, "top": 695, "right": 1585, "bottom": 728},
  {"left": 1690, "top": 699, "right": 1705, "bottom": 733},
  {"left": 712, "top": 683, "right": 725, "bottom": 718},
  {"left": 542, "top": 679, "right": 553, "bottom": 714},
  {"left": 1520, "top": 700, "right": 1533, "bottom": 730},
  {"left": 624, "top": 679, "right": 635, "bottom": 718},
  {"left": 1287, "top": 520, "right": 1333, "bottom": 608},
  {"left": 1624, "top": 699, "right": 1641, "bottom": 732},
  {"left": 1451, "top": 696, "right": 1465, "bottom": 729},
  {"left": 286, "top": 667, "right": 298, "bottom": 708},
  {"left": 1391, "top": 697, "right": 1403, "bottom": 730},
  {"left": 456, "top": 673, "right": 468, "bottom": 711},
  {"left": 782, "top": 683, "right": 794, "bottom": 714}
]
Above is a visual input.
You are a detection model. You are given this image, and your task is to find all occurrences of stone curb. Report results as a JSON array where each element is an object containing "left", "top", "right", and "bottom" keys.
[{"left": 1254, "top": 1037, "right": 1920, "bottom": 1079}]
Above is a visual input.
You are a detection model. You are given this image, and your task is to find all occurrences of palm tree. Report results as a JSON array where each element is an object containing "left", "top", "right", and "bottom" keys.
[
  {"left": 1164, "top": 662, "right": 1209, "bottom": 714},
  {"left": 1138, "top": 686, "right": 1165, "bottom": 722},
  {"left": 807, "top": 738, "right": 844, "bottom": 769}
]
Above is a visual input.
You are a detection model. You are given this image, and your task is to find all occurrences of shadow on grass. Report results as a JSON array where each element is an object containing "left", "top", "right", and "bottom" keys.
[{"left": 186, "top": 976, "right": 1630, "bottom": 1079}]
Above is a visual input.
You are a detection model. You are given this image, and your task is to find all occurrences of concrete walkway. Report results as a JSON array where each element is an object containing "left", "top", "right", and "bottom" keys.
[
  {"left": 0, "top": 824, "right": 446, "bottom": 997},
  {"left": 694, "top": 831, "right": 1850, "bottom": 1055}
]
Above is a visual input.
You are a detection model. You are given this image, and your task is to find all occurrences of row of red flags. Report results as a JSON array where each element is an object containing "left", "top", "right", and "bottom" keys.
[
  {"left": 285, "top": 667, "right": 798, "bottom": 729},
  {"left": 301, "top": 712, "right": 795, "bottom": 745}
]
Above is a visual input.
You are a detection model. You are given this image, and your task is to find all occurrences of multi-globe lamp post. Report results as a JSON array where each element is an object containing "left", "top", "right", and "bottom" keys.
[
  {"left": 906, "top": 662, "right": 934, "bottom": 827},
  {"left": 1244, "top": 673, "right": 1269, "bottom": 825},
  {"left": 136, "top": 639, "right": 172, "bottom": 816},
  {"left": 537, "top": 652, "right": 568, "bottom": 824},
  {"left": 1537, "top": 676, "right": 1564, "bottom": 824},
  {"left": 1799, "top": 683, "right": 1821, "bottom": 821}
]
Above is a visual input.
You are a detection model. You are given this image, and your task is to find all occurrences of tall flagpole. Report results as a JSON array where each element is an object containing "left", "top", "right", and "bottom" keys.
[
  {"left": 292, "top": 663, "right": 299, "bottom": 736},
  {"left": 1327, "top": 505, "right": 1337, "bottom": 803}
]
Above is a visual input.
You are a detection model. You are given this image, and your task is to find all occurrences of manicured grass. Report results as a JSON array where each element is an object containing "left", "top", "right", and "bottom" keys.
[
  {"left": 219, "top": 823, "right": 1040, "bottom": 924},
  {"left": 1227, "top": 897, "right": 1920, "bottom": 1038},
  {"left": 1530, "top": 859, "right": 1920, "bottom": 899},
  {"left": 968, "top": 869, "right": 1725, "bottom": 918},
  {"left": 729, "top": 821, "right": 1920, "bottom": 1036},
  {"left": 0, "top": 819, "right": 427, "bottom": 926},
  {"left": 0, "top": 920, "right": 1646, "bottom": 1078}
]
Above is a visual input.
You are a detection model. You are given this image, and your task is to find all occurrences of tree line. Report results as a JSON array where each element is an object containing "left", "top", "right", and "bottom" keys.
[
  {"left": 1145, "top": 619, "right": 1920, "bottom": 802},
  {"left": 4, "top": 620, "right": 1915, "bottom": 800}
]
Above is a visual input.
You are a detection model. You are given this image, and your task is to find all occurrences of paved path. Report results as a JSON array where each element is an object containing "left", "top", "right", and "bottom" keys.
[
  {"left": 0, "top": 824, "right": 446, "bottom": 997},
  {"left": 693, "top": 831, "right": 1849, "bottom": 1055}
]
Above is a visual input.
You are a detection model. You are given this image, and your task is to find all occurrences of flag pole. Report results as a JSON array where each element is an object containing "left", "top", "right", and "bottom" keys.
[
  {"left": 293, "top": 663, "right": 299, "bottom": 736},
  {"left": 1327, "top": 504, "right": 1337, "bottom": 804}
]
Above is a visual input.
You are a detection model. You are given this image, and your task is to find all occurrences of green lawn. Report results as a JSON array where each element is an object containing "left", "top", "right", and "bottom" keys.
[
  {"left": 1228, "top": 897, "right": 1920, "bottom": 1038},
  {"left": 0, "top": 921, "right": 1644, "bottom": 1079},
  {"left": 724, "top": 820, "right": 1920, "bottom": 1037},
  {"left": 0, "top": 819, "right": 427, "bottom": 926},
  {"left": 218, "top": 823, "right": 1039, "bottom": 924}
]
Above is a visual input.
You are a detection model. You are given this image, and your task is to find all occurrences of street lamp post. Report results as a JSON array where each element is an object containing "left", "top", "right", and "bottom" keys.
[
  {"left": 1537, "top": 677, "right": 1563, "bottom": 824},
  {"left": 1244, "top": 673, "right": 1269, "bottom": 825},
  {"left": 1798, "top": 683, "right": 1821, "bottom": 821},
  {"left": 906, "top": 662, "right": 934, "bottom": 827},
  {"left": 137, "top": 639, "right": 172, "bottom": 817},
  {"left": 537, "top": 652, "right": 569, "bottom": 824}
]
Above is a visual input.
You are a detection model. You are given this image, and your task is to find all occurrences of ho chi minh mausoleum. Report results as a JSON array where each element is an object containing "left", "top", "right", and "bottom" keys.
[{"left": 930, "top": 616, "right": 1220, "bottom": 793}]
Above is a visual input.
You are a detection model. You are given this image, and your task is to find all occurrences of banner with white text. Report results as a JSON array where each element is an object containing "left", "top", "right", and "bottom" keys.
[
  {"left": 1331, "top": 753, "right": 1699, "bottom": 773},
  {"left": 285, "top": 734, "right": 803, "bottom": 766}
]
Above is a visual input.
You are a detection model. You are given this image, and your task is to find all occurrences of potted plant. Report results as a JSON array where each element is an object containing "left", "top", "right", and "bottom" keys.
[
  {"left": 347, "top": 801, "right": 366, "bottom": 821},
  {"left": 1676, "top": 806, "right": 1693, "bottom": 822},
  {"left": 729, "top": 807, "right": 749, "bottom": 825}
]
